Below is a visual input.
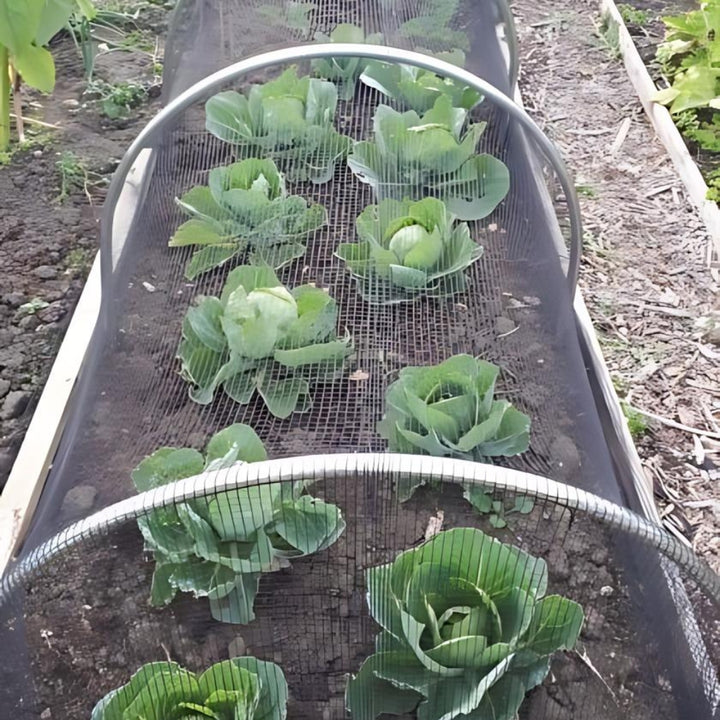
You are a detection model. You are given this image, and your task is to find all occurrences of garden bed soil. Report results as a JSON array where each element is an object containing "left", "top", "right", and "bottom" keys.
[
  {"left": 14, "top": 481, "right": 683, "bottom": 719},
  {"left": 0, "top": 2, "right": 167, "bottom": 492}
]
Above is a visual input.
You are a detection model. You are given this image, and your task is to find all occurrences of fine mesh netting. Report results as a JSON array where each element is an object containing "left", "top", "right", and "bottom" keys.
[
  {"left": 1, "top": 458, "right": 719, "bottom": 718},
  {"left": 2, "top": 0, "right": 719, "bottom": 718}
]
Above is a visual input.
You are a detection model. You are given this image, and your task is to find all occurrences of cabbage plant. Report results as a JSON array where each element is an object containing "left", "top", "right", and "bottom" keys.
[
  {"left": 360, "top": 50, "right": 482, "bottom": 114},
  {"left": 347, "top": 96, "right": 509, "bottom": 221},
  {"left": 178, "top": 265, "right": 352, "bottom": 417},
  {"left": 132, "top": 423, "right": 345, "bottom": 624},
  {"left": 346, "top": 528, "right": 584, "bottom": 720},
  {"left": 205, "top": 67, "right": 352, "bottom": 183},
  {"left": 311, "top": 24, "right": 383, "bottom": 100},
  {"left": 377, "top": 354, "right": 530, "bottom": 500},
  {"left": 335, "top": 197, "right": 482, "bottom": 303},
  {"left": 170, "top": 158, "right": 326, "bottom": 279},
  {"left": 92, "top": 657, "right": 288, "bottom": 720}
]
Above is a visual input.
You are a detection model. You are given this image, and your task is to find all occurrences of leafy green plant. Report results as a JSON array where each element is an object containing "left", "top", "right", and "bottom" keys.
[
  {"left": 178, "top": 265, "right": 352, "bottom": 417},
  {"left": 463, "top": 487, "right": 534, "bottom": 529},
  {"left": 257, "top": 1, "right": 316, "bottom": 37},
  {"left": 311, "top": 24, "right": 383, "bottom": 100},
  {"left": 396, "top": 0, "right": 469, "bottom": 51},
  {"left": 92, "top": 657, "right": 288, "bottom": 720},
  {"left": 347, "top": 96, "right": 509, "bottom": 221},
  {"left": 87, "top": 78, "right": 148, "bottom": 119},
  {"left": 621, "top": 401, "right": 650, "bottom": 438},
  {"left": 654, "top": 2, "right": 720, "bottom": 114},
  {"left": 335, "top": 197, "right": 482, "bottom": 303},
  {"left": 205, "top": 67, "right": 352, "bottom": 183},
  {"left": 707, "top": 167, "right": 720, "bottom": 201},
  {"left": 617, "top": 3, "right": 649, "bottom": 25},
  {"left": 377, "top": 354, "right": 530, "bottom": 500},
  {"left": 346, "top": 527, "right": 584, "bottom": 720},
  {"left": 360, "top": 50, "right": 482, "bottom": 114},
  {"left": 0, "top": 0, "right": 96, "bottom": 149},
  {"left": 170, "top": 158, "right": 326, "bottom": 279},
  {"left": 133, "top": 424, "right": 345, "bottom": 623}
]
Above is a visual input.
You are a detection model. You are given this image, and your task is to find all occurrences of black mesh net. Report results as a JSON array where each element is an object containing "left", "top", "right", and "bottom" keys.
[{"left": 2, "top": 0, "right": 719, "bottom": 718}]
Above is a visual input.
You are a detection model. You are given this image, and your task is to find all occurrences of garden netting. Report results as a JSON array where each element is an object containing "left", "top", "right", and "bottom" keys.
[{"left": 0, "top": 0, "right": 719, "bottom": 717}]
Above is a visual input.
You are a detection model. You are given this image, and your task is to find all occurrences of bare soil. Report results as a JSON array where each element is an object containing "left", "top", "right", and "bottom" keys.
[{"left": 0, "top": 4, "right": 166, "bottom": 491}]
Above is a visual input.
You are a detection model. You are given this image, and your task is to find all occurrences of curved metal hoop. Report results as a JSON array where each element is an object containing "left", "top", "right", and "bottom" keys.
[
  {"left": 100, "top": 44, "right": 582, "bottom": 297},
  {"left": 3, "top": 454, "right": 717, "bottom": 604}
]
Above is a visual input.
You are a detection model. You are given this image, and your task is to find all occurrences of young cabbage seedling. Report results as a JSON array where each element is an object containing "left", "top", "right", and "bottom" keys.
[
  {"left": 92, "top": 657, "right": 288, "bottom": 720},
  {"left": 205, "top": 66, "right": 352, "bottom": 183},
  {"left": 170, "top": 157, "right": 326, "bottom": 279},
  {"left": 377, "top": 354, "right": 531, "bottom": 500},
  {"left": 132, "top": 424, "right": 346, "bottom": 624},
  {"left": 347, "top": 96, "right": 509, "bottom": 220}
]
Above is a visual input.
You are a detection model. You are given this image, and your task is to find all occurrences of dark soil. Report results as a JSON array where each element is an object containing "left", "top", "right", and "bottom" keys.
[{"left": 0, "top": 6, "right": 166, "bottom": 490}]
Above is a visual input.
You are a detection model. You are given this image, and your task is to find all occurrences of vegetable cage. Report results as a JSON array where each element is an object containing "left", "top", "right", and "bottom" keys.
[{"left": 1, "top": 1, "right": 719, "bottom": 719}]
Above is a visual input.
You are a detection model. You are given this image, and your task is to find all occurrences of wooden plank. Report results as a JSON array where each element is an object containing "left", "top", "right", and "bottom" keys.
[
  {"left": 0, "top": 151, "right": 154, "bottom": 576},
  {"left": 600, "top": 0, "right": 720, "bottom": 268}
]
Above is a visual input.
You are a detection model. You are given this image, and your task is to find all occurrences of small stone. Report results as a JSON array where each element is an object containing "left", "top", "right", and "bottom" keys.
[
  {"left": 37, "top": 301, "right": 66, "bottom": 324},
  {"left": 142, "top": 281, "right": 157, "bottom": 293},
  {"left": 590, "top": 547, "right": 608, "bottom": 566},
  {"left": 0, "top": 379, "right": 10, "bottom": 399},
  {"left": 227, "top": 636, "right": 246, "bottom": 657},
  {"left": 0, "top": 347, "right": 26, "bottom": 370},
  {"left": 494, "top": 315, "right": 515, "bottom": 335},
  {"left": 33, "top": 150, "right": 43, "bottom": 158},
  {"left": 1, "top": 390, "right": 30, "bottom": 420},
  {"left": 40, "top": 709, "right": 52, "bottom": 720},
  {"left": 33, "top": 265, "right": 58, "bottom": 280},
  {"left": 600, "top": 585, "right": 614, "bottom": 596},
  {"left": 62, "top": 99, "right": 80, "bottom": 108},
  {"left": 61, "top": 485, "right": 98, "bottom": 514},
  {"left": 3, "top": 293, "right": 25, "bottom": 308},
  {"left": 17, "top": 315, "right": 40, "bottom": 331}
]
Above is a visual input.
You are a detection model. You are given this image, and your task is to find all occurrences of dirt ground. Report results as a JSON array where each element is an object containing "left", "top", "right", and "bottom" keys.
[
  {"left": 0, "top": 2, "right": 166, "bottom": 490},
  {"left": 512, "top": 0, "right": 720, "bottom": 574}
]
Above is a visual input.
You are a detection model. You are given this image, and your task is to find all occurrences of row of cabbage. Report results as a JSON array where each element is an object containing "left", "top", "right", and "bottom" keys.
[{"left": 90, "top": 23, "right": 585, "bottom": 720}]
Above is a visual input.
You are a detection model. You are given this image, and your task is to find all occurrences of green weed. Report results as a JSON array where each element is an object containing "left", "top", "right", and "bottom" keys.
[
  {"left": 622, "top": 401, "right": 650, "bottom": 438},
  {"left": 617, "top": 4, "right": 649, "bottom": 25}
]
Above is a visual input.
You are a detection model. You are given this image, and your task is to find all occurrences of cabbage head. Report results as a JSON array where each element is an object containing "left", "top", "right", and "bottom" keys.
[
  {"left": 346, "top": 528, "right": 584, "bottom": 720},
  {"left": 336, "top": 197, "right": 482, "bottom": 303},
  {"left": 178, "top": 265, "right": 352, "bottom": 417}
]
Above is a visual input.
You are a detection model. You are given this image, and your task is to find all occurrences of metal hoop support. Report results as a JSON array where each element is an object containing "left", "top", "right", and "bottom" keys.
[
  {"left": 3, "top": 454, "right": 717, "bottom": 604},
  {"left": 99, "top": 44, "right": 582, "bottom": 298}
]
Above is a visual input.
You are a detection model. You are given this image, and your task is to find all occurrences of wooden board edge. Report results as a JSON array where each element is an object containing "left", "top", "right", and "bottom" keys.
[{"left": 599, "top": 0, "right": 720, "bottom": 268}]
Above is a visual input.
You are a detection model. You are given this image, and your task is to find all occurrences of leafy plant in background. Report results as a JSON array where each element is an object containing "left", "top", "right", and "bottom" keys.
[
  {"left": 396, "top": 0, "right": 469, "bottom": 51},
  {"left": 463, "top": 486, "right": 534, "bottom": 529},
  {"left": 0, "top": 0, "right": 96, "bottom": 150},
  {"left": 377, "top": 354, "right": 530, "bottom": 500},
  {"left": 347, "top": 96, "right": 509, "bottom": 221},
  {"left": 654, "top": 2, "right": 720, "bottom": 117},
  {"left": 132, "top": 423, "right": 345, "bottom": 623},
  {"left": 311, "top": 24, "right": 383, "bottom": 100},
  {"left": 257, "top": 1, "right": 316, "bottom": 38},
  {"left": 360, "top": 50, "right": 482, "bottom": 113},
  {"left": 335, "top": 197, "right": 482, "bottom": 303},
  {"left": 170, "top": 158, "right": 326, "bottom": 279},
  {"left": 346, "top": 527, "right": 584, "bottom": 720},
  {"left": 178, "top": 265, "right": 352, "bottom": 417},
  {"left": 92, "top": 657, "right": 288, "bottom": 720},
  {"left": 205, "top": 67, "right": 352, "bottom": 183}
]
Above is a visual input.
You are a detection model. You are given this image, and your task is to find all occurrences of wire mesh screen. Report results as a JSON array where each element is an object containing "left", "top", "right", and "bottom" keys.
[
  {"left": 18, "top": 48, "right": 590, "bottom": 565},
  {"left": 162, "top": 0, "right": 516, "bottom": 102},
  {"left": 2, "top": 460, "right": 719, "bottom": 719}
]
